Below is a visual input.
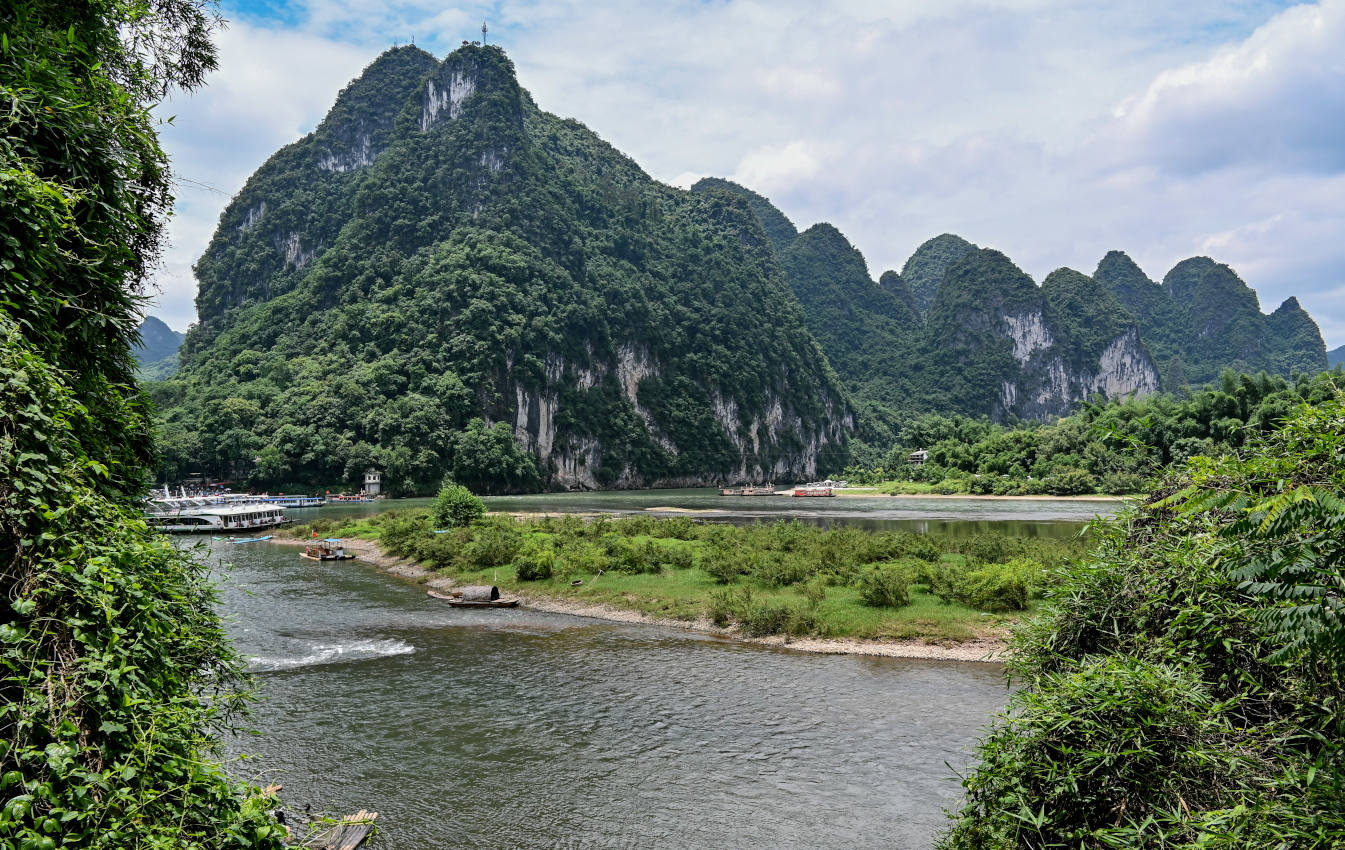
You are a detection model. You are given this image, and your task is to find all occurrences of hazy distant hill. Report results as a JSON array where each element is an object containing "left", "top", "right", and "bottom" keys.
[
  {"left": 133, "top": 316, "right": 184, "bottom": 380},
  {"left": 163, "top": 45, "right": 849, "bottom": 493},
  {"left": 1330, "top": 344, "right": 1344, "bottom": 368}
]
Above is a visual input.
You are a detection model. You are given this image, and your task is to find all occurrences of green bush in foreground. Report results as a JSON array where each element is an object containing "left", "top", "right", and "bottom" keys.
[
  {"left": 940, "top": 396, "right": 1345, "bottom": 848},
  {"left": 857, "top": 565, "right": 911, "bottom": 608},
  {"left": 431, "top": 482, "right": 487, "bottom": 528}
]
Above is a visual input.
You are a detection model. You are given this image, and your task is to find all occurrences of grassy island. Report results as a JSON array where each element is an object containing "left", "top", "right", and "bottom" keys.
[{"left": 289, "top": 512, "right": 1090, "bottom": 644}]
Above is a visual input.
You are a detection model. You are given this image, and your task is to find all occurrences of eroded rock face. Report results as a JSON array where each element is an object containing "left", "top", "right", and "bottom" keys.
[
  {"left": 504, "top": 344, "right": 850, "bottom": 490},
  {"left": 421, "top": 70, "right": 476, "bottom": 129}
]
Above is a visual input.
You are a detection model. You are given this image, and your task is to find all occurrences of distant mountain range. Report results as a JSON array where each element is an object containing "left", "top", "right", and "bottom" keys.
[
  {"left": 152, "top": 44, "right": 1330, "bottom": 492},
  {"left": 693, "top": 180, "right": 1327, "bottom": 431},
  {"left": 1331, "top": 345, "right": 1344, "bottom": 368},
  {"left": 133, "top": 316, "right": 184, "bottom": 380}
]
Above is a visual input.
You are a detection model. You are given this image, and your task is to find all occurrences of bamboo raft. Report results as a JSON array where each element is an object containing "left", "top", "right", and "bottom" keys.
[{"left": 303, "top": 810, "right": 378, "bottom": 850}]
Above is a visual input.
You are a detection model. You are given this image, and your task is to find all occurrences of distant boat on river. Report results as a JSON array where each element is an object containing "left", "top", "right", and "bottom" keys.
[
  {"left": 720, "top": 484, "right": 776, "bottom": 496},
  {"left": 792, "top": 487, "right": 835, "bottom": 497}
]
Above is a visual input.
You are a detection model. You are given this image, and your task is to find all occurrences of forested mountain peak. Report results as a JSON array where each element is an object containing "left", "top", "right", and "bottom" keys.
[
  {"left": 133, "top": 316, "right": 185, "bottom": 380},
  {"left": 877, "top": 269, "right": 918, "bottom": 314},
  {"left": 900, "top": 233, "right": 978, "bottom": 316},
  {"left": 166, "top": 44, "right": 850, "bottom": 493},
  {"left": 690, "top": 177, "right": 798, "bottom": 253},
  {"left": 312, "top": 45, "right": 439, "bottom": 173},
  {"left": 1093, "top": 250, "right": 1161, "bottom": 309},
  {"left": 1162, "top": 256, "right": 1221, "bottom": 304}
]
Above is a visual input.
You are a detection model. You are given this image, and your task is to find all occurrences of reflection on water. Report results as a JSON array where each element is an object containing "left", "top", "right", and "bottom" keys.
[{"left": 216, "top": 529, "right": 1012, "bottom": 849}]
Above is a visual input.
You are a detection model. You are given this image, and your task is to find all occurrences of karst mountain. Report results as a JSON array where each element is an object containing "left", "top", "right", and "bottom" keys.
[{"left": 161, "top": 43, "right": 1328, "bottom": 492}]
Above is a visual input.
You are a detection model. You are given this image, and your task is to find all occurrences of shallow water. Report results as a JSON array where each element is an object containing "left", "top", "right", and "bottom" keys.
[{"left": 215, "top": 535, "right": 1011, "bottom": 849}]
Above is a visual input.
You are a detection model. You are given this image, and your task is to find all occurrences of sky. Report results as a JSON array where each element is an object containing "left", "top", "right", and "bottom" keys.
[{"left": 150, "top": 0, "right": 1345, "bottom": 349}]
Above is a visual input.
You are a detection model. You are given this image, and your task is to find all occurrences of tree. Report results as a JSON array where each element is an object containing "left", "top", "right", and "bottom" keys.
[
  {"left": 431, "top": 482, "right": 487, "bottom": 528},
  {"left": 1, "top": 2, "right": 287, "bottom": 846}
]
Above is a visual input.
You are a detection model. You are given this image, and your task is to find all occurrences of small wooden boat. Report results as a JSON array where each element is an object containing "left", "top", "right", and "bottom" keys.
[
  {"left": 301, "top": 540, "right": 355, "bottom": 561},
  {"left": 427, "top": 586, "right": 520, "bottom": 608}
]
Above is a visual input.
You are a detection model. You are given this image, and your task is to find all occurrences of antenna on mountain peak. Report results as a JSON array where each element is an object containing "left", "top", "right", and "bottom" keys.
[{"left": 482, "top": 21, "right": 488, "bottom": 43}]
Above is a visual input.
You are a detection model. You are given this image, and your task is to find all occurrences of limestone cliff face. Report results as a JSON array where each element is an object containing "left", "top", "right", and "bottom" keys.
[
  {"left": 507, "top": 343, "right": 850, "bottom": 489},
  {"left": 927, "top": 254, "right": 1160, "bottom": 420}
]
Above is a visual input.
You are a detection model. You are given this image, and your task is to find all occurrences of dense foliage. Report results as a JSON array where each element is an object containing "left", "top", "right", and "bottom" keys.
[
  {"left": 430, "top": 483, "right": 486, "bottom": 528},
  {"left": 1, "top": 2, "right": 283, "bottom": 846},
  {"left": 844, "top": 368, "right": 1345, "bottom": 496},
  {"left": 154, "top": 45, "right": 848, "bottom": 494},
  {"left": 939, "top": 394, "right": 1345, "bottom": 848}
]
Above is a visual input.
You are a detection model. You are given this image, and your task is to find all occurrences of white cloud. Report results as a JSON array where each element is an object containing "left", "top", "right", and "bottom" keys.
[{"left": 1109, "top": 0, "right": 1345, "bottom": 174}]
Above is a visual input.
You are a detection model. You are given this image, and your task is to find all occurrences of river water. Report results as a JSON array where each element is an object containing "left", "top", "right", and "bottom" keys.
[{"left": 216, "top": 492, "right": 1120, "bottom": 848}]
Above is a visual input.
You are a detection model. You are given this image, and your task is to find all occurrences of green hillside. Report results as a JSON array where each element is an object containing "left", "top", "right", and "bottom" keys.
[{"left": 159, "top": 45, "right": 849, "bottom": 494}]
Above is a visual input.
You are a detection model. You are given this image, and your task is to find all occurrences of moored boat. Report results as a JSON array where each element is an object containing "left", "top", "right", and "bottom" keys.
[
  {"left": 427, "top": 586, "right": 520, "bottom": 608},
  {"left": 260, "top": 494, "right": 325, "bottom": 508},
  {"left": 145, "top": 503, "right": 291, "bottom": 534},
  {"left": 792, "top": 487, "right": 835, "bottom": 497},
  {"left": 301, "top": 539, "right": 355, "bottom": 561}
]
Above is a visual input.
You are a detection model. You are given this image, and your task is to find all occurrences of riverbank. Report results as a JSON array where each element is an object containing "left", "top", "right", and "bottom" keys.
[
  {"left": 829, "top": 490, "right": 1130, "bottom": 501},
  {"left": 273, "top": 532, "right": 1012, "bottom": 662}
]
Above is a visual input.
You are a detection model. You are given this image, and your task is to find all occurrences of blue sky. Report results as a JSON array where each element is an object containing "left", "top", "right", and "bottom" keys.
[{"left": 151, "top": 0, "right": 1344, "bottom": 349}]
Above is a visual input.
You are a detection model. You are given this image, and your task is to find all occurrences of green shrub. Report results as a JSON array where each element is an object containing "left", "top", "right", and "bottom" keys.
[
  {"left": 430, "top": 483, "right": 486, "bottom": 528},
  {"left": 558, "top": 541, "right": 609, "bottom": 576},
  {"left": 702, "top": 547, "right": 758, "bottom": 584},
  {"left": 856, "top": 565, "right": 911, "bottom": 608},
  {"left": 660, "top": 545, "right": 694, "bottom": 570},
  {"left": 756, "top": 553, "right": 814, "bottom": 587},
  {"left": 738, "top": 601, "right": 819, "bottom": 637},
  {"left": 944, "top": 658, "right": 1241, "bottom": 847},
  {"left": 1043, "top": 468, "right": 1095, "bottom": 496},
  {"left": 462, "top": 522, "right": 522, "bottom": 567},
  {"left": 800, "top": 575, "right": 828, "bottom": 604},
  {"left": 954, "top": 564, "right": 1029, "bottom": 612},
  {"left": 707, "top": 587, "right": 752, "bottom": 627},
  {"left": 513, "top": 547, "right": 555, "bottom": 581},
  {"left": 379, "top": 512, "right": 431, "bottom": 557}
]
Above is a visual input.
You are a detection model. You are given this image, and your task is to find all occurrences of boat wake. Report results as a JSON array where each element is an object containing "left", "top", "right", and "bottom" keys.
[{"left": 248, "top": 638, "right": 415, "bottom": 672}]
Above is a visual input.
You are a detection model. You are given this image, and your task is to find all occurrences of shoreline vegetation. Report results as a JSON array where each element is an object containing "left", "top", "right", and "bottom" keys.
[
  {"left": 939, "top": 395, "right": 1345, "bottom": 846},
  {"left": 279, "top": 509, "right": 1095, "bottom": 662}
]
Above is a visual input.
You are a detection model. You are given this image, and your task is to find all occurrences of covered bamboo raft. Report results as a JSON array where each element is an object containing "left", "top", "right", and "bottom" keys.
[{"left": 426, "top": 585, "right": 520, "bottom": 607}]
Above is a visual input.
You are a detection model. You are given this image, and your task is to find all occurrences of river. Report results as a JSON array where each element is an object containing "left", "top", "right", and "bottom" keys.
[{"left": 217, "top": 492, "right": 1119, "bottom": 848}]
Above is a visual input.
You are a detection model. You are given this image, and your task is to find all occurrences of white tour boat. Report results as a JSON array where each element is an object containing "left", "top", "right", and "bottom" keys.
[{"left": 145, "top": 503, "right": 291, "bottom": 534}]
